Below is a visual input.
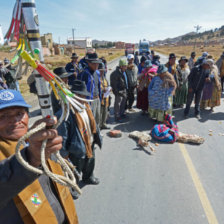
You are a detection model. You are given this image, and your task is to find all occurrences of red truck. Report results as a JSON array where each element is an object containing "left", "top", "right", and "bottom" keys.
[{"left": 125, "top": 43, "right": 135, "bottom": 56}]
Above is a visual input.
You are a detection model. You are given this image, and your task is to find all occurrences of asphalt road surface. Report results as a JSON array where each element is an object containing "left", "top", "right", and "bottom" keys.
[{"left": 29, "top": 54, "right": 224, "bottom": 224}]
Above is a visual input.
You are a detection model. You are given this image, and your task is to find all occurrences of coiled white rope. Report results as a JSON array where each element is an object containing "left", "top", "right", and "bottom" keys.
[{"left": 15, "top": 92, "right": 87, "bottom": 194}]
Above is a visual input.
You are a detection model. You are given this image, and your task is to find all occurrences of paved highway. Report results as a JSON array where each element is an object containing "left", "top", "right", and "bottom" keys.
[{"left": 29, "top": 54, "right": 224, "bottom": 224}]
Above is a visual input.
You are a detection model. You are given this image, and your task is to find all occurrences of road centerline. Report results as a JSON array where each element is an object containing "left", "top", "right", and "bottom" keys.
[{"left": 179, "top": 143, "right": 218, "bottom": 224}]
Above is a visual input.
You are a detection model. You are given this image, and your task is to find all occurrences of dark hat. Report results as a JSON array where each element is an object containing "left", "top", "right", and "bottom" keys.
[
  {"left": 191, "top": 52, "right": 196, "bottom": 56},
  {"left": 71, "top": 80, "right": 91, "bottom": 97},
  {"left": 151, "top": 50, "right": 155, "bottom": 54},
  {"left": 71, "top": 53, "right": 78, "bottom": 59},
  {"left": 98, "top": 62, "right": 106, "bottom": 71},
  {"left": 169, "top": 53, "right": 176, "bottom": 59},
  {"left": 4, "top": 58, "right": 10, "bottom": 64},
  {"left": 85, "top": 53, "right": 102, "bottom": 64},
  {"left": 179, "top": 56, "right": 188, "bottom": 63},
  {"left": 53, "top": 67, "right": 72, "bottom": 78},
  {"left": 140, "top": 55, "right": 147, "bottom": 63}
]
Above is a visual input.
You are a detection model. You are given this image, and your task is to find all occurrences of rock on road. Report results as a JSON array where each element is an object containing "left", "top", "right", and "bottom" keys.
[{"left": 29, "top": 53, "right": 224, "bottom": 224}]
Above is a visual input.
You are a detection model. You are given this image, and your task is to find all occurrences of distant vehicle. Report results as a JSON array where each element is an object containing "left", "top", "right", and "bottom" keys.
[
  {"left": 139, "top": 40, "right": 150, "bottom": 55},
  {"left": 125, "top": 43, "right": 135, "bottom": 56}
]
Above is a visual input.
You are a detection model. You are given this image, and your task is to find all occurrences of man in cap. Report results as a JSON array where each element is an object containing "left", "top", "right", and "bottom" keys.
[
  {"left": 126, "top": 54, "right": 138, "bottom": 112},
  {"left": 188, "top": 52, "right": 196, "bottom": 70},
  {"left": 216, "top": 52, "right": 224, "bottom": 92},
  {"left": 110, "top": 58, "right": 128, "bottom": 122},
  {"left": 184, "top": 59, "right": 212, "bottom": 119},
  {"left": 57, "top": 80, "right": 102, "bottom": 197},
  {"left": 65, "top": 53, "right": 80, "bottom": 86},
  {"left": 0, "top": 89, "right": 79, "bottom": 223},
  {"left": 77, "top": 53, "right": 102, "bottom": 125},
  {"left": 51, "top": 67, "right": 73, "bottom": 113}
]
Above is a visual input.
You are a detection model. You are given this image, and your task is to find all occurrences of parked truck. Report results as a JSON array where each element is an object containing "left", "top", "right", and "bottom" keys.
[
  {"left": 139, "top": 39, "right": 150, "bottom": 55},
  {"left": 125, "top": 43, "right": 135, "bottom": 56}
]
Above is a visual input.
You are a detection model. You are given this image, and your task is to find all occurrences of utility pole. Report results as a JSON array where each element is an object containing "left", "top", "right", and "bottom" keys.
[
  {"left": 194, "top": 25, "right": 202, "bottom": 50},
  {"left": 72, "top": 28, "right": 76, "bottom": 47}
]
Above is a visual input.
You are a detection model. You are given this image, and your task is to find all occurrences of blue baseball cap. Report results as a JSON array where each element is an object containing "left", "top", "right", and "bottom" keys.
[{"left": 0, "top": 90, "right": 31, "bottom": 110}]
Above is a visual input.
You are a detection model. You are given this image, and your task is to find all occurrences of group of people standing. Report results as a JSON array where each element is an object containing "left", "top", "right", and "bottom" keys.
[{"left": 111, "top": 50, "right": 223, "bottom": 123}]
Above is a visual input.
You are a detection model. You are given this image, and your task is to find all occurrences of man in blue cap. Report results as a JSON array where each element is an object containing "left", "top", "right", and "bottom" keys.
[{"left": 0, "top": 89, "right": 79, "bottom": 223}]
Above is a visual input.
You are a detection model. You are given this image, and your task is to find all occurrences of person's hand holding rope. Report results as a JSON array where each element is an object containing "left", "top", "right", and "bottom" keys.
[{"left": 26, "top": 116, "right": 62, "bottom": 168}]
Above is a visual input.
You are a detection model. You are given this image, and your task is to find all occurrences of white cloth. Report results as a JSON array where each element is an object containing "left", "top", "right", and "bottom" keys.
[{"left": 79, "top": 109, "right": 94, "bottom": 144}]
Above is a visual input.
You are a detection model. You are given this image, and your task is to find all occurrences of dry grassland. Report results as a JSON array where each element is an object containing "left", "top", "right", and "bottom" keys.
[{"left": 153, "top": 44, "right": 224, "bottom": 61}]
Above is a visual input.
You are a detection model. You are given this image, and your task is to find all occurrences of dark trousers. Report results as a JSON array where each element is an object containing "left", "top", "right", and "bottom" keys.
[
  {"left": 184, "top": 89, "right": 203, "bottom": 116},
  {"left": 221, "top": 77, "right": 224, "bottom": 91},
  {"left": 127, "top": 88, "right": 135, "bottom": 109},
  {"left": 69, "top": 149, "right": 95, "bottom": 181}
]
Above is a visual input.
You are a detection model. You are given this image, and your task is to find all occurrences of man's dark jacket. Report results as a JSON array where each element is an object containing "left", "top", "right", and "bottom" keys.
[{"left": 188, "top": 65, "right": 210, "bottom": 91}]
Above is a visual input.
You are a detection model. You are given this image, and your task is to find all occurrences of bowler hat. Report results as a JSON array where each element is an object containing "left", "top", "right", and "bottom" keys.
[
  {"left": 71, "top": 53, "right": 78, "bottom": 59},
  {"left": 85, "top": 53, "right": 102, "bottom": 64},
  {"left": 119, "top": 58, "right": 128, "bottom": 66},
  {"left": 179, "top": 56, "right": 188, "bottom": 63},
  {"left": 144, "top": 60, "right": 153, "bottom": 68},
  {"left": 98, "top": 62, "right": 106, "bottom": 71},
  {"left": 157, "top": 64, "right": 168, "bottom": 74},
  {"left": 169, "top": 53, "right": 176, "bottom": 59},
  {"left": 0, "top": 89, "right": 31, "bottom": 110},
  {"left": 140, "top": 55, "right": 147, "bottom": 63},
  {"left": 71, "top": 80, "right": 91, "bottom": 97},
  {"left": 191, "top": 52, "right": 196, "bottom": 56},
  {"left": 53, "top": 67, "right": 72, "bottom": 78}
]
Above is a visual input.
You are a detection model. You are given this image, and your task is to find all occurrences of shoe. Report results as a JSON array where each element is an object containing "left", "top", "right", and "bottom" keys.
[
  {"left": 70, "top": 189, "right": 80, "bottom": 200},
  {"left": 101, "top": 125, "right": 110, "bottom": 130},
  {"left": 83, "top": 176, "right": 100, "bottom": 185},
  {"left": 120, "top": 114, "right": 128, "bottom": 119},
  {"left": 128, "top": 108, "right": 136, "bottom": 112},
  {"left": 184, "top": 114, "right": 189, "bottom": 119},
  {"left": 195, "top": 114, "right": 201, "bottom": 119}
]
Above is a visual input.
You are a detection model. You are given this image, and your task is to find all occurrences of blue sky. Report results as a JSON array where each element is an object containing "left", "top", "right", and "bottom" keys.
[{"left": 1, "top": 0, "right": 224, "bottom": 43}]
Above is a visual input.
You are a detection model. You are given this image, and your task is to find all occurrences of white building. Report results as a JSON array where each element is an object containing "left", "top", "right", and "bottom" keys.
[
  {"left": 0, "top": 25, "right": 4, "bottom": 45},
  {"left": 67, "top": 37, "right": 92, "bottom": 48}
]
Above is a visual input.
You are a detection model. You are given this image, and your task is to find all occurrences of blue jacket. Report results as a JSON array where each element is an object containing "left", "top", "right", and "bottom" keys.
[
  {"left": 77, "top": 68, "right": 101, "bottom": 100},
  {"left": 65, "top": 62, "right": 79, "bottom": 86},
  {"left": 57, "top": 109, "right": 102, "bottom": 159}
]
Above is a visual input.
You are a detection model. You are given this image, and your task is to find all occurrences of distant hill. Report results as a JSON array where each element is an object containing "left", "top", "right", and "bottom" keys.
[{"left": 152, "top": 25, "right": 224, "bottom": 46}]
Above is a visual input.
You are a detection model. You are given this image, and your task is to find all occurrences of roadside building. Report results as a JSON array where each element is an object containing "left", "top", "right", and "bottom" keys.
[
  {"left": 115, "top": 41, "right": 125, "bottom": 49},
  {"left": 67, "top": 37, "right": 92, "bottom": 48},
  {"left": 41, "top": 33, "right": 54, "bottom": 55}
]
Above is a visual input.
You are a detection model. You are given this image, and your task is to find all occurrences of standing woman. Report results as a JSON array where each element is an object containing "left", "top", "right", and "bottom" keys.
[
  {"left": 148, "top": 64, "right": 176, "bottom": 122},
  {"left": 99, "top": 62, "right": 110, "bottom": 129},
  {"left": 200, "top": 60, "right": 221, "bottom": 111},
  {"left": 174, "top": 56, "right": 190, "bottom": 107},
  {"left": 137, "top": 60, "right": 155, "bottom": 115}
]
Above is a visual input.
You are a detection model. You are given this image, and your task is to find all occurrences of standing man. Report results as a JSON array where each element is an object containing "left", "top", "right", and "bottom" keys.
[
  {"left": 184, "top": 59, "right": 212, "bottom": 119},
  {"left": 126, "top": 54, "right": 138, "bottom": 112},
  {"left": 78, "top": 53, "right": 102, "bottom": 125},
  {"left": 110, "top": 59, "right": 128, "bottom": 122},
  {"left": 188, "top": 52, "right": 196, "bottom": 70},
  {"left": 134, "top": 51, "right": 139, "bottom": 66},
  {"left": 65, "top": 53, "right": 79, "bottom": 86},
  {"left": 57, "top": 80, "right": 102, "bottom": 198},
  {"left": 216, "top": 52, "right": 224, "bottom": 93}
]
